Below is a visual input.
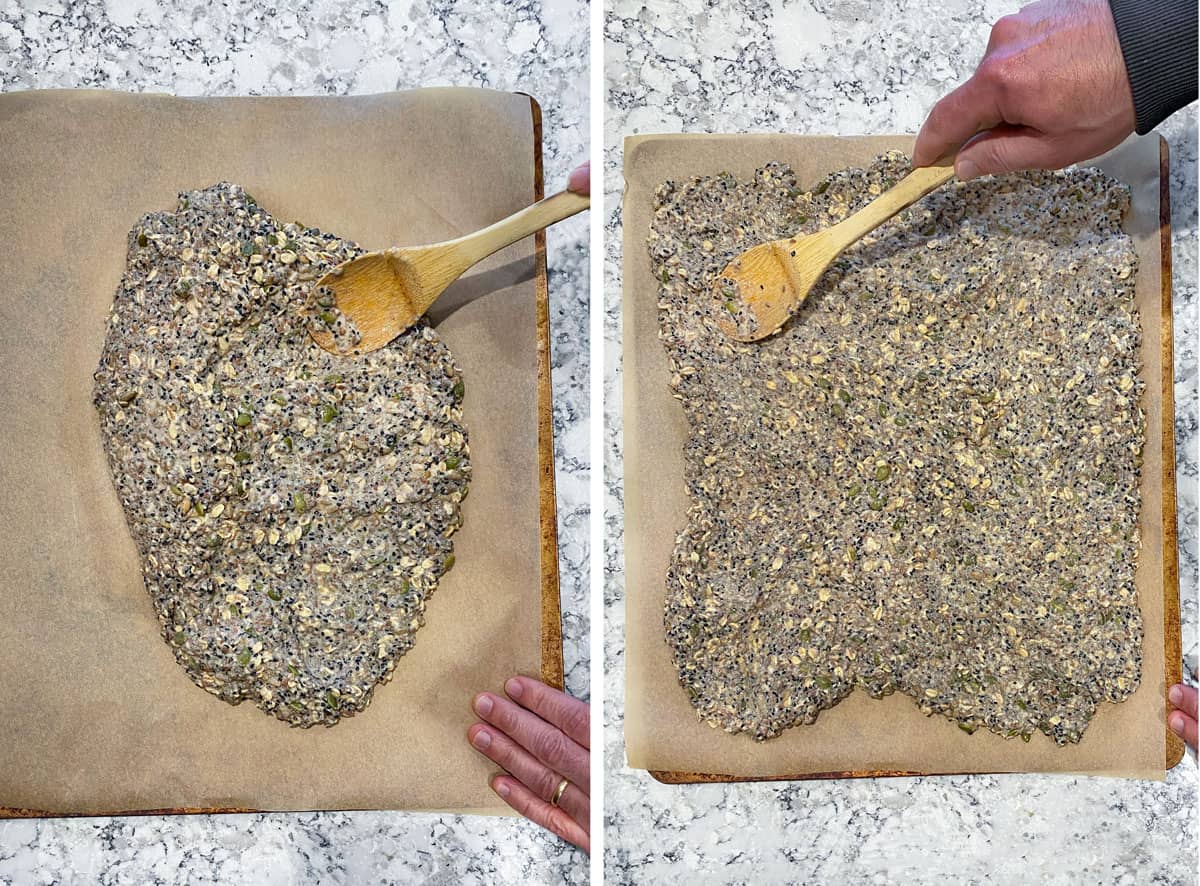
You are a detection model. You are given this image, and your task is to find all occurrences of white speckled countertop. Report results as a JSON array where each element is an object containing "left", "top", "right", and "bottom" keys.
[
  {"left": 0, "top": 1, "right": 588, "bottom": 883},
  {"left": 604, "top": 0, "right": 1197, "bottom": 883}
]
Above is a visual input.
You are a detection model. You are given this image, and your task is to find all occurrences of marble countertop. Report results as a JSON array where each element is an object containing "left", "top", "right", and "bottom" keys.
[
  {"left": 604, "top": 0, "right": 1197, "bottom": 883},
  {"left": 0, "top": 1, "right": 588, "bottom": 883}
]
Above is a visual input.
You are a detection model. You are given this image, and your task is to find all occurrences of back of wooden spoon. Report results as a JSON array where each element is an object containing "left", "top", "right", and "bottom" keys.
[
  {"left": 310, "top": 190, "right": 588, "bottom": 356},
  {"left": 715, "top": 155, "right": 956, "bottom": 343}
]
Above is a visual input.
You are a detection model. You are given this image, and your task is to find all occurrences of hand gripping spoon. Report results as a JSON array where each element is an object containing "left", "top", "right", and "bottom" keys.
[
  {"left": 310, "top": 189, "right": 589, "bottom": 355},
  {"left": 715, "top": 156, "right": 955, "bottom": 342}
]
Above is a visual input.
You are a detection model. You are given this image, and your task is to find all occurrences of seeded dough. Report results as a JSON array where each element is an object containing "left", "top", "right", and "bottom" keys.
[
  {"left": 651, "top": 154, "right": 1145, "bottom": 744},
  {"left": 94, "top": 183, "right": 469, "bottom": 727}
]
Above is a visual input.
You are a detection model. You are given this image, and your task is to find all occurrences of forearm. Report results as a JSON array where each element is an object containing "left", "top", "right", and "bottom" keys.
[{"left": 1108, "top": 0, "right": 1199, "bottom": 133}]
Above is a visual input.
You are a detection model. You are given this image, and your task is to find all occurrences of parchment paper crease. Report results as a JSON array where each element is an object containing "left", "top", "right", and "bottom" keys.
[
  {"left": 0, "top": 88, "right": 547, "bottom": 814},
  {"left": 623, "top": 134, "right": 1168, "bottom": 781}
]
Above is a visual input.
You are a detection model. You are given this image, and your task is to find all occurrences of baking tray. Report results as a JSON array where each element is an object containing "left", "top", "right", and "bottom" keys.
[
  {"left": 0, "top": 92, "right": 562, "bottom": 817},
  {"left": 622, "top": 135, "right": 1181, "bottom": 784}
]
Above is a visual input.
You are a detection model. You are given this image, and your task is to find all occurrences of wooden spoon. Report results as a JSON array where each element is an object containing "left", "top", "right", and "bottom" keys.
[
  {"left": 310, "top": 189, "right": 589, "bottom": 355},
  {"left": 715, "top": 155, "right": 956, "bottom": 342}
]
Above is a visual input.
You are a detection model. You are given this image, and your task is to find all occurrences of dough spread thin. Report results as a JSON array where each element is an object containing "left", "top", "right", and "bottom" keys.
[{"left": 651, "top": 154, "right": 1144, "bottom": 744}]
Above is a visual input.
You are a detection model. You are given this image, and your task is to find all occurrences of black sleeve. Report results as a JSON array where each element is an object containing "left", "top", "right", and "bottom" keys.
[{"left": 1108, "top": 0, "right": 1199, "bottom": 134}]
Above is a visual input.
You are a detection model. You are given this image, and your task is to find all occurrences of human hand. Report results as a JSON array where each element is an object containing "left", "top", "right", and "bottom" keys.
[
  {"left": 913, "top": 0, "right": 1135, "bottom": 180},
  {"left": 567, "top": 161, "right": 590, "bottom": 196},
  {"left": 1168, "top": 683, "right": 1197, "bottom": 752},
  {"left": 469, "top": 676, "right": 590, "bottom": 853}
]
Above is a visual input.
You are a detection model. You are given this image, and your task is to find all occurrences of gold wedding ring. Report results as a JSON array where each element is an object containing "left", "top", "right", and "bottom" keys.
[{"left": 550, "top": 777, "right": 570, "bottom": 807}]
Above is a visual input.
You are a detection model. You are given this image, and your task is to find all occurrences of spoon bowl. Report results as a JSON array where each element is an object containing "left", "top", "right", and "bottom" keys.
[
  {"left": 714, "top": 239, "right": 833, "bottom": 342},
  {"left": 312, "top": 248, "right": 429, "bottom": 352}
]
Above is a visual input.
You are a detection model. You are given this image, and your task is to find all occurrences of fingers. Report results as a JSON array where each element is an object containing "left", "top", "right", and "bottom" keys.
[
  {"left": 912, "top": 74, "right": 1004, "bottom": 168},
  {"left": 953, "top": 126, "right": 1077, "bottom": 179},
  {"left": 567, "top": 161, "right": 590, "bottom": 196},
  {"left": 468, "top": 682, "right": 592, "bottom": 851},
  {"left": 1170, "top": 683, "right": 1198, "bottom": 718},
  {"left": 1168, "top": 709, "right": 1198, "bottom": 751},
  {"left": 473, "top": 691, "right": 590, "bottom": 790},
  {"left": 504, "top": 676, "right": 590, "bottom": 748},
  {"left": 468, "top": 722, "right": 590, "bottom": 826},
  {"left": 1169, "top": 684, "right": 1198, "bottom": 751},
  {"left": 492, "top": 775, "right": 590, "bottom": 854}
]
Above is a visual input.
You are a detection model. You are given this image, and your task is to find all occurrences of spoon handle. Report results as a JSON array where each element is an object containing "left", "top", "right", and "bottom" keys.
[
  {"left": 443, "top": 189, "right": 590, "bottom": 270},
  {"left": 829, "top": 154, "right": 956, "bottom": 248}
]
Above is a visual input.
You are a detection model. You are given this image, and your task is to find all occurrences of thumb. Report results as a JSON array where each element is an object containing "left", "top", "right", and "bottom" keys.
[
  {"left": 954, "top": 127, "right": 1072, "bottom": 180},
  {"left": 567, "top": 161, "right": 590, "bottom": 196}
]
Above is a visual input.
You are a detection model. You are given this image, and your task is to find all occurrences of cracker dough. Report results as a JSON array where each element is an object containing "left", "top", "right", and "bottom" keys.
[
  {"left": 94, "top": 183, "right": 469, "bottom": 727},
  {"left": 650, "top": 154, "right": 1145, "bottom": 745}
]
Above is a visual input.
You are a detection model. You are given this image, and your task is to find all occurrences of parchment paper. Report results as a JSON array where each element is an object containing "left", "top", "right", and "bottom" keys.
[
  {"left": 0, "top": 88, "right": 548, "bottom": 814},
  {"left": 623, "top": 134, "right": 1169, "bottom": 780}
]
